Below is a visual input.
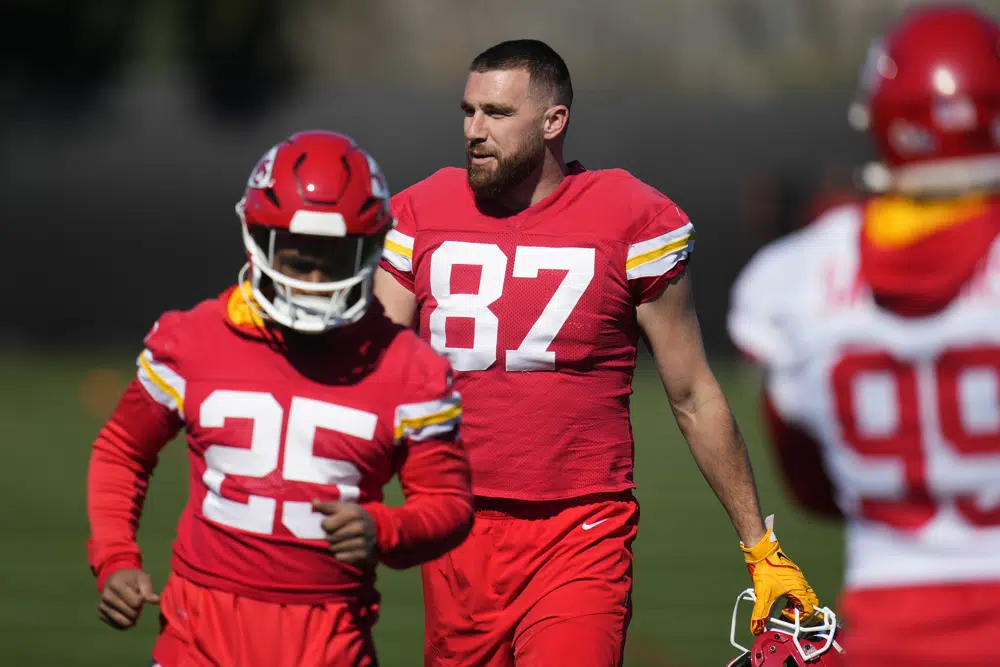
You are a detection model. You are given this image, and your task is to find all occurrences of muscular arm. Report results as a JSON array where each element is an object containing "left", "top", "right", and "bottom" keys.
[
  {"left": 87, "top": 379, "right": 181, "bottom": 591},
  {"left": 637, "top": 271, "right": 767, "bottom": 545},
  {"left": 374, "top": 266, "right": 418, "bottom": 328}
]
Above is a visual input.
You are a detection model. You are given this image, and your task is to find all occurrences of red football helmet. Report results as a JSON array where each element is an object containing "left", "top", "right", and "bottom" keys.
[
  {"left": 849, "top": 4, "right": 1000, "bottom": 194},
  {"left": 727, "top": 589, "right": 844, "bottom": 667},
  {"left": 235, "top": 130, "right": 392, "bottom": 332}
]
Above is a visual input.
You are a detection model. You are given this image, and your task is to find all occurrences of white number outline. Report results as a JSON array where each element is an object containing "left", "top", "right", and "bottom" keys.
[
  {"left": 200, "top": 390, "right": 375, "bottom": 539},
  {"left": 508, "top": 246, "right": 596, "bottom": 371},
  {"left": 429, "top": 241, "right": 507, "bottom": 372},
  {"left": 427, "top": 243, "right": 596, "bottom": 372}
]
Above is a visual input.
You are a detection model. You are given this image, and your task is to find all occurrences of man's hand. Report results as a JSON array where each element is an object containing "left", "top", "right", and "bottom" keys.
[
  {"left": 313, "top": 499, "right": 377, "bottom": 565},
  {"left": 98, "top": 568, "right": 160, "bottom": 630},
  {"left": 741, "top": 515, "right": 819, "bottom": 635}
]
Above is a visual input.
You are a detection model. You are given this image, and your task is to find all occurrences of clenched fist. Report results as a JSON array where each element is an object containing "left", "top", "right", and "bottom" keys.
[
  {"left": 99, "top": 569, "right": 160, "bottom": 630},
  {"left": 312, "top": 499, "right": 377, "bottom": 565}
]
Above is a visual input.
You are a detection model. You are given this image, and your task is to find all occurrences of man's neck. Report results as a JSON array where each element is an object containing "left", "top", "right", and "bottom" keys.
[{"left": 496, "top": 152, "right": 569, "bottom": 212}]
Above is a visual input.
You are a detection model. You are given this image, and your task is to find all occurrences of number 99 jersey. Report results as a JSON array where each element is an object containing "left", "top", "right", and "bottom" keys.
[
  {"left": 728, "top": 199, "right": 1000, "bottom": 591},
  {"left": 379, "top": 163, "right": 695, "bottom": 500}
]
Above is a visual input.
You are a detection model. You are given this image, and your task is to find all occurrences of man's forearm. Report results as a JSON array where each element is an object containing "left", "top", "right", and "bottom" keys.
[{"left": 672, "top": 386, "right": 767, "bottom": 545}]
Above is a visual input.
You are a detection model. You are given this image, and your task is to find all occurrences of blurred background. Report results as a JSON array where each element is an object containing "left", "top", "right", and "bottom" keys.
[{"left": 2, "top": 0, "right": 997, "bottom": 665}]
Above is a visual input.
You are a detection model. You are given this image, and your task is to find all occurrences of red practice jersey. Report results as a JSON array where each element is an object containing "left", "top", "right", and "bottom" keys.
[
  {"left": 380, "top": 163, "right": 695, "bottom": 499},
  {"left": 87, "top": 286, "right": 471, "bottom": 604}
]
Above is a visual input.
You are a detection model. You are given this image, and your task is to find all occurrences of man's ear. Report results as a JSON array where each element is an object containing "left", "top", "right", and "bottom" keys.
[{"left": 543, "top": 105, "right": 569, "bottom": 141}]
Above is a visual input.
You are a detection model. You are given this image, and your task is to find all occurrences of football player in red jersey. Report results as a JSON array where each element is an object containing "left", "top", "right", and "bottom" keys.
[
  {"left": 373, "top": 39, "right": 820, "bottom": 667},
  {"left": 728, "top": 6, "right": 1000, "bottom": 667},
  {"left": 86, "top": 130, "right": 474, "bottom": 667}
]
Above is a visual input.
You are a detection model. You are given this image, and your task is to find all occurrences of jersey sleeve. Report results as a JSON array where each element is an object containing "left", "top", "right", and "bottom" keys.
[
  {"left": 627, "top": 204, "right": 696, "bottom": 303},
  {"left": 136, "top": 313, "right": 188, "bottom": 418},
  {"left": 379, "top": 192, "right": 416, "bottom": 293},
  {"left": 87, "top": 315, "right": 186, "bottom": 591},
  {"left": 392, "top": 383, "right": 461, "bottom": 446},
  {"left": 727, "top": 240, "right": 795, "bottom": 366},
  {"left": 364, "top": 351, "right": 472, "bottom": 569}
]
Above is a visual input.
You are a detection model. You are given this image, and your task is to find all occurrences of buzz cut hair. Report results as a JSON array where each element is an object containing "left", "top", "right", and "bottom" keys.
[{"left": 469, "top": 39, "right": 573, "bottom": 108}]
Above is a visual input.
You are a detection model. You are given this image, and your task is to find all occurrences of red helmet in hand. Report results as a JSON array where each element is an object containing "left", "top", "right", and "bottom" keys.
[{"left": 727, "top": 589, "right": 844, "bottom": 667}]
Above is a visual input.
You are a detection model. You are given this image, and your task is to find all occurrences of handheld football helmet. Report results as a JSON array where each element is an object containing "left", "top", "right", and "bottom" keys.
[
  {"left": 235, "top": 130, "right": 392, "bottom": 333},
  {"left": 727, "top": 589, "right": 844, "bottom": 667},
  {"left": 848, "top": 4, "right": 1000, "bottom": 195}
]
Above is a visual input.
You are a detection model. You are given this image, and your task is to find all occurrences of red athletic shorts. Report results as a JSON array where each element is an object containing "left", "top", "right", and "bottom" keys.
[
  {"left": 421, "top": 491, "right": 639, "bottom": 667},
  {"left": 840, "top": 581, "right": 1000, "bottom": 667},
  {"left": 151, "top": 574, "right": 379, "bottom": 667}
]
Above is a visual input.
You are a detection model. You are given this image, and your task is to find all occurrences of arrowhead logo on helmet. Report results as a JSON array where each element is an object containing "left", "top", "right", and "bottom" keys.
[
  {"left": 247, "top": 146, "right": 278, "bottom": 190},
  {"left": 234, "top": 130, "right": 393, "bottom": 334}
]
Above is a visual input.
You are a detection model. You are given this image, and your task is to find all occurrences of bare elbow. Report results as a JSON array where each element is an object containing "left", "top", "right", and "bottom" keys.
[
  {"left": 666, "top": 371, "right": 725, "bottom": 421},
  {"left": 374, "top": 268, "right": 417, "bottom": 327}
]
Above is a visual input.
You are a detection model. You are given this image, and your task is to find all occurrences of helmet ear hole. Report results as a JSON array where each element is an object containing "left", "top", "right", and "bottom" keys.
[{"left": 263, "top": 188, "right": 281, "bottom": 208}]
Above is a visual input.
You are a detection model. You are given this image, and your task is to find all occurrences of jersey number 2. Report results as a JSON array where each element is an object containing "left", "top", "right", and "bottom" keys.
[
  {"left": 200, "top": 390, "right": 373, "bottom": 539},
  {"left": 428, "top": 241, "right": 595, "bottom": 372}
]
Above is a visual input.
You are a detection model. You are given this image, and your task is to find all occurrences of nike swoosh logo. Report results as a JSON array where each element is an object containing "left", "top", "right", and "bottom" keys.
[
  {"left": 776, "top": 551, "right": 790, "bottom": 562},
  {"left": 581, "top": 519, "right": 608, "bottom": 530}
]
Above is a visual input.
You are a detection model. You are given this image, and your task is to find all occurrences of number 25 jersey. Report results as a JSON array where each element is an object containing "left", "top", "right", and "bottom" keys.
[
  {"left": 380, "top": 163, "right": 695, "bottom": 500},
  {"left": 86, "top": 287, "right": 469, "bottom": 604}
]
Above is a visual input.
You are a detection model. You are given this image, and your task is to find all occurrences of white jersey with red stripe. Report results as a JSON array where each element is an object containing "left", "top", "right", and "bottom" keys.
[{"left": 729, "top": 204, "right": 1000, "bottom": 591}]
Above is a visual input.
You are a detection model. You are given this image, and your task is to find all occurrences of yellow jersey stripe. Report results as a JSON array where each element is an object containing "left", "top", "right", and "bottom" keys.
[
  {"left": 394, "top": 404, "right": 462, "bottom": 440},
  {"left": 625, "top": 233, "right": 694, "bottom": 272},
  {"left": 138, "top": 352, "right": 185, "bottom": 413},
  {"left": 384, "top": 238, "right": 413, "bottom": 259}
]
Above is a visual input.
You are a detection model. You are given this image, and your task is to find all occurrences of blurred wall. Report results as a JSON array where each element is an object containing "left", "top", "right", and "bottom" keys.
[
  {"left": 0, "top": 81, "right": 870, "bottom": 350},
  {"left": 2, "top": 0, "right": 997, "bottom": 351}
]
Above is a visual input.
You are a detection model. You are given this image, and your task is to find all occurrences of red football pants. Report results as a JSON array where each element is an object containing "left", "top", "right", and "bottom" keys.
[
  {"left": 422, "top": 492, "right": 638, "bottom": 667},
  {"left": 840, "top": 581, "right": 1000, "bottom": 667},
  {"left": 151, "top": 574, "right": 379, "bottom": 667}
]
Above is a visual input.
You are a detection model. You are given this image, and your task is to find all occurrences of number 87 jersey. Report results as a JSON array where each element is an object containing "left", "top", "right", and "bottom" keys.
[{"left": 379, "top": 163, "right": 695, "bottom": 500}]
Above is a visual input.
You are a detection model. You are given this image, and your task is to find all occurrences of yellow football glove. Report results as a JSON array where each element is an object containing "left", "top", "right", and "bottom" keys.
[{"left": 741, "top": 515, "right": 819, "bottom": 635}]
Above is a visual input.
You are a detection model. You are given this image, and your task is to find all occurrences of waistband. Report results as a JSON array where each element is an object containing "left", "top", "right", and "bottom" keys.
[{"left": 473, "top": 491, "right": 635, "bottom": 520}]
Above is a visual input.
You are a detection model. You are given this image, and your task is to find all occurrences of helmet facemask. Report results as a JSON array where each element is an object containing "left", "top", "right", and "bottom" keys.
[
  {"left": 236, "top": 199, "right": 387, "bottom": 333},
  {"left": 729, "top": 589, "right": 842, "bottom": 665}
]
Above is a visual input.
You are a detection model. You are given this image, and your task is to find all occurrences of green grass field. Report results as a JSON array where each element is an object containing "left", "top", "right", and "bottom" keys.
[{"left": 0, "top": 349, "right": 843, "bottom": 666}]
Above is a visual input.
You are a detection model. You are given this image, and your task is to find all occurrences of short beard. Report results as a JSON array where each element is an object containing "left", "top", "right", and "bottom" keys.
[{"left": 466, "top": 131, "right": 545, "bottom": 200}]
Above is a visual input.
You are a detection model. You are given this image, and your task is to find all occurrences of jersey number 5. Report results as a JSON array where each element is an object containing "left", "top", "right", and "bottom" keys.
[
  {"left": 200, "top": 390, "right": 373, "bottom": 539},
  {"left": 428, "top": 241, "right": 595, "bottom": 372}
]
